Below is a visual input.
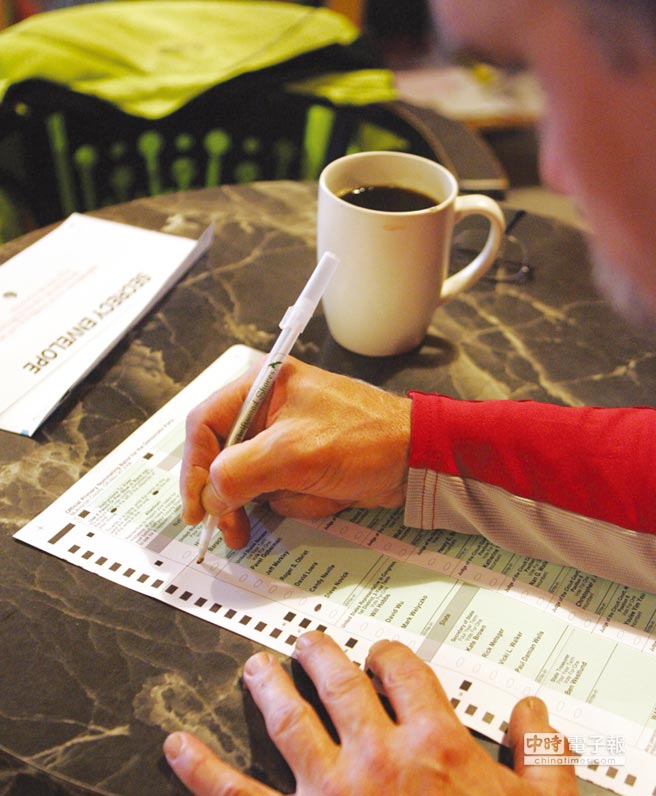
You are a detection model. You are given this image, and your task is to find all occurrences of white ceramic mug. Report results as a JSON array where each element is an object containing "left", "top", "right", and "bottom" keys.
[{"left": 318, "top": 151, "right": 505, "bottom": 356}]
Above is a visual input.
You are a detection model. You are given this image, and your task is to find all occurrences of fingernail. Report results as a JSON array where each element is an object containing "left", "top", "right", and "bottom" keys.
[
  {"left": 525, "top": 696, "right": 549, "bottom": 721},
  {"left": 368, "top": 639, "right": 390, "bottom": 655},
  {"left": 163, "top": 732, "right": 184, "bottom": 762},
  {"left": 244, "top": 651, "right": 274, "bottom": 676},
  {"left": 295, "top": 630, "right": 322, "bottom": 651}
]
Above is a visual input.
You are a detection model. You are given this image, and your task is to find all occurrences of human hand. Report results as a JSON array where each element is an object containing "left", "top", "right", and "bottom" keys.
[
  {"left": 180, "top": 357, "right": 412, "bottom": 548},
  {"left": 163, "top": 631, "right": 578, "bottom": 796}
]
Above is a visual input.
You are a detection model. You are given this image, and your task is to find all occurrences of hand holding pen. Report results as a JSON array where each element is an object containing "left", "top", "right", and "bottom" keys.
[
  {"left": 195, "top": 251, "right": 339, "bottom": 562},
  {"left": 179, "top": 348, "right": 413, "bottom": 555}
]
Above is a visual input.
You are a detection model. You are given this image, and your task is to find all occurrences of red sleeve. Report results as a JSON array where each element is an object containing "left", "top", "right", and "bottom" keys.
[{"left": 408, "top": 391, "right": 656, "bottom": 536}]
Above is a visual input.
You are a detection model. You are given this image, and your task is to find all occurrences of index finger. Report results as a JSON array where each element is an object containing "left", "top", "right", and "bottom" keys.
[
  {"left": 243, "top": 648, "right": 339, "bottom": 780},
  {"left": 366, "top": 640, "right": 465, "bottom": 732},
  {"left": 179, "top": 366, "right": 261, "bottom": 525},
  {"left": 295, "top": 632, "right": 392, "bottom": 739}
]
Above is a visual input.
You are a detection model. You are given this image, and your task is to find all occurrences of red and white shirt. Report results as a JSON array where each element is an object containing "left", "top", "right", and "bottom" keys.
[{"left": 405, "top": 391, "right": 656, "bottom": 592}]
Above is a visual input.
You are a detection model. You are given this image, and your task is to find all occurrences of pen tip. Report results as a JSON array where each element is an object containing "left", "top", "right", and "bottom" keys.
[{"left": 197, "top": 554, "right": 205, "bottom": 564}]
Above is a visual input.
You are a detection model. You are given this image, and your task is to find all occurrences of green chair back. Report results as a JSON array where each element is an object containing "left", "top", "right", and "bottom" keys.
[
  {"left": 3, "top": 82, "right": 417, "bottom": 224},
  {"left": 0, "top": 1, "right": 507, "bottom": 233}
]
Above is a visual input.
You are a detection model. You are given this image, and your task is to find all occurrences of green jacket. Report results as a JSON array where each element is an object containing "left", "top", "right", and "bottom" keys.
[{"left": 0, "top": 0, "right": 396, "bottom": 118}]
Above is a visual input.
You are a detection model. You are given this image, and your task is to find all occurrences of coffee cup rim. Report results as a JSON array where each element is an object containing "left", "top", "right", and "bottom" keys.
[{"left": 319, "top": 151, "right": 458, "bottom": 214}]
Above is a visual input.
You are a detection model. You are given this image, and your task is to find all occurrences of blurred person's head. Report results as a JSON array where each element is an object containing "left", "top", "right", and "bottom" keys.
[{"left": 431, "top": 0, "right": 656, "bottom": 329}]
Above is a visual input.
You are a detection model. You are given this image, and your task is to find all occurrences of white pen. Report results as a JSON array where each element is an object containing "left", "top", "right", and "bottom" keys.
[{"left": 196, "top": 250, "right": 340, "bottom": 563}]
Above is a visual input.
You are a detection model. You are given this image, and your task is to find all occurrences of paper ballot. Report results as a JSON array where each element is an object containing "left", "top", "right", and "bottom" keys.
[{"left": 14, "top": 345, "right": 656, "bottom": 796}]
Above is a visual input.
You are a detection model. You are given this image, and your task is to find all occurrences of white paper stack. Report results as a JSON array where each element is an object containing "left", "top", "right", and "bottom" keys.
[{"left": 0, "top": 213, "right": 213, "bottom": 435}]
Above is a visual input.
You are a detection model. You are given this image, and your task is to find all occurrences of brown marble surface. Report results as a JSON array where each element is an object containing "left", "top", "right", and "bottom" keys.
[{"left": 1, "top": 182, "right": 654, "bottom": 796}]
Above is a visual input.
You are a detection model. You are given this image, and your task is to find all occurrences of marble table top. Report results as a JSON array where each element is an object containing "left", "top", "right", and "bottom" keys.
[{"left": 2, "top": 182, "right": 654, "bottom": 796}]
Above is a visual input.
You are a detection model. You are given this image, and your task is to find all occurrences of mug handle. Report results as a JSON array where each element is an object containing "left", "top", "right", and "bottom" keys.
[{"left": 439, "top": 194, "right": 506, "bottom": 304}]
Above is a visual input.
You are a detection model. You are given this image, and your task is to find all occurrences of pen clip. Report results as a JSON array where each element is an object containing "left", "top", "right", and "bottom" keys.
[{"left": 279, "top": 297, "right": 315, "bottom": 333}]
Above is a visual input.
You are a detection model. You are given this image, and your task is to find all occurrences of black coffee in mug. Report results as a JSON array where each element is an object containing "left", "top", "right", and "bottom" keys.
[{"left": 338, "top": 184, "right": 438, "bottom": 212}]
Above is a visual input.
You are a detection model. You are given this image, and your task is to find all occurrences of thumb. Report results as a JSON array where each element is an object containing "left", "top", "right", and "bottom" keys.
[
  {"left": 508, "top": 697, "right": 578, "bottom": 795},
  {"left": 164, "top": 732, "right": 278, "bottom": 796}
]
